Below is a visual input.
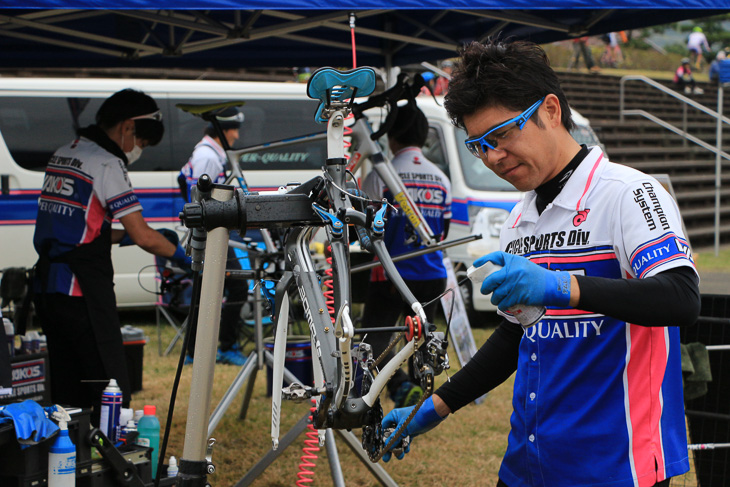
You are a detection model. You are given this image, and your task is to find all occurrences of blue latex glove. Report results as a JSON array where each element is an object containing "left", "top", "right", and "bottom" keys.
[
  {"left": 477, "top": 251, "right": 572, "bottom": 309},
  {"left": 0, "top": 400, "right": 59, "bottom": 449},
  {"left": 157, "top": 228, "right": 180, "bottom": 246},
  {"left": 380, "top": 396, "right": 445, "bottom": 462},
  {"left": 170, "top": 244, "right": 192, "bottom": 271}
]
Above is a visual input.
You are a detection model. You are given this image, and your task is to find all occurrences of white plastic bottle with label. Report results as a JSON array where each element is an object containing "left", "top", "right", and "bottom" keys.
[
  {"left": 167, "top": 456, "right": 179, "bottom": 478},
  {"left": 466, "top": 262, "right": 546, "bottom": 328},
  {"left": 48, "top": 417, "right": 76, "bottom": 487}
]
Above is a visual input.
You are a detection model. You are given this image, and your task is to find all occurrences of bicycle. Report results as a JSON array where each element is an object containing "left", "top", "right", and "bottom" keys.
[{"left": 176, "top": 67, "right": 451, "bottom": 479}]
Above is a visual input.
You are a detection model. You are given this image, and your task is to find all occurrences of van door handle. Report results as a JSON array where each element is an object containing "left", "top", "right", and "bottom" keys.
[{"left": 1, "top": 174, "right": 8, "bottom": 195}]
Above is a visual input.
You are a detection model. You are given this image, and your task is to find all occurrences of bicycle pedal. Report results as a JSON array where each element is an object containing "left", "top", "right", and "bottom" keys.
[{"left": 282, "top": 382, "right": 312, "bottom": 402}]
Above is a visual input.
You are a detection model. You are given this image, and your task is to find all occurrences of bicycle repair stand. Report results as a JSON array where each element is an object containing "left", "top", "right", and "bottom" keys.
[{"left": 178, "top": 180, "right": 400, "bottom": 485}]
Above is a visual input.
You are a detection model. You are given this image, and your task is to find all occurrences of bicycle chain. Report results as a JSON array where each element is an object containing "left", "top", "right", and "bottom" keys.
[
  {"left": 370, "top": 373, "right": 433, "bottom": 463},
  {"left": 370, "top": 333, "right": 405, "bottom": 371}
]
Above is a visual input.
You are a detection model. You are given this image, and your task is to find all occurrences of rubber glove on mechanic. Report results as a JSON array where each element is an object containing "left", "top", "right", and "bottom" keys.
[
  {"left": 0, "top": 400, "right": 59, "bottom": 449},
  {"left": 476, "top": 251, "right": 572, "bottom": 310},
  {"left": 380, "top": 396, "right": 445, "bottom": 462}
]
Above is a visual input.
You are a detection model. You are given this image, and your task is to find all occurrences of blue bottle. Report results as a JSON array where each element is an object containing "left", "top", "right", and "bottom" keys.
[
  {"left": 100, "top": 378, "right": 123, "bottom": 441},
  {"left": 48, "top": 419, "right": 76, "bottom": 487}
]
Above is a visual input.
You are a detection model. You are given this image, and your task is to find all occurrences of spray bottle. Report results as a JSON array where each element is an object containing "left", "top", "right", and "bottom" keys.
[
  {"left": 467, "top": 261, "right": 546, "bottom": 328},
  {"left": 48, "top": 406, "right": 75, "bottom": 487}
]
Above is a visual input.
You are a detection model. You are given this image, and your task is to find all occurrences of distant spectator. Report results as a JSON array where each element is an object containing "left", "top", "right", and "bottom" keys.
[
  {"left": 599, "top": 32, "right": 623, "bottom": 68},
  {"left": 687, "top": 26, "right": 711, "bottom": 70},
  {"left": 709, "top": 50, "right": 727, "bottom": 86},
  {"left": 568, "top": 37, "right": 600, "bottom": 73},
  {"left": 433, "top": 60, "right": 453, "bottom": 96},
  {"left": 674, "top": 58, "right": 703, "bottom": 95}
]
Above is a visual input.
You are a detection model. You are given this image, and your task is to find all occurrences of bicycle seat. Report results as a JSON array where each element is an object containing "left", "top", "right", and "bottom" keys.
[
  {"left": 176, "top": 101, "right": 246, "bottom": 122},
  {"left": 307, "top": 67, "right": 376, "bottom": 123}
]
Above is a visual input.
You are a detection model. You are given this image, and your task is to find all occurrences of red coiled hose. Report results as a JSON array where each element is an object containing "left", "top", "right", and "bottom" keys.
[
  {"left": 296, "top": 398, "right": 320, "bottom": 486},
  {"left": 323, "top": 247, "right": 336, "bottom": 325}
]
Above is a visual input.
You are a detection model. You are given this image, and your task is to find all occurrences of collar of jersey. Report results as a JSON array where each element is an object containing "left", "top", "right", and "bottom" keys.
[{"left": 517, "top": 146, "right": 605, "bottom": 224}]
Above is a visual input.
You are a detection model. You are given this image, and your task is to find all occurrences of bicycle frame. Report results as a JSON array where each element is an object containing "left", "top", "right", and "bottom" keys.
[{"left": 178, "top": 67, "right": 450, "bottom": 467}]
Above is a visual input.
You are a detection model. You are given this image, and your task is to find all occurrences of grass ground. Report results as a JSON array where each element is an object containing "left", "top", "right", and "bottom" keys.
[
  {"left": 126, "top": 318, "right": 513, "bottom": 486},
  {"left": 543, "top": 41, "right": 713, "bottom": 82},
  {"left": 694, "top": 247, "right": 730, "bottom": 273}
]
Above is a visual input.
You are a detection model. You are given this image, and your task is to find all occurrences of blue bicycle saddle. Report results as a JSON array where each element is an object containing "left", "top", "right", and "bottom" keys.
[{"left": 307, "top": 67, "right": 376, "bottom": 123}]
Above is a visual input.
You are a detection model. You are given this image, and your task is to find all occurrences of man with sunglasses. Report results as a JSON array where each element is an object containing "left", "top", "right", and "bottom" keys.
[
  {"left": 382, "top": 40, "right": 700, "bottom": 487},
  {"left": 33, "top": 89, "right": 190, "bottom": 425}
]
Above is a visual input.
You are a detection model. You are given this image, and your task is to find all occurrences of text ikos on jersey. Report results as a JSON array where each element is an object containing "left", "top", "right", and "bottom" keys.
[
  {"left": 523, "top": 319, "right": 605, "bottom": 343},
  {"left": 633, "top": 182, "right": 669, "bottom": 232},
  {"left": 42, "top": 174, "right": 74, "bottom": 197},
  {"left": 505, "top": 229, "right": 590, "bottom": 254}
]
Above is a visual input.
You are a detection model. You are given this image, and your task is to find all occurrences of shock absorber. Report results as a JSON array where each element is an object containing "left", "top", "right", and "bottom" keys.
[{"left": 296, "top": 398, "right": 320, "bottom": 486}]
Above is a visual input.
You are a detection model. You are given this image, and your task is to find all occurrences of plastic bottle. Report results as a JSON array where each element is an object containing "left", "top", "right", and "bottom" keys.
[
  {"left": 27, "top": 330, "right": 40, "bottom": 353},
  {"left": 136, "top": 405, "right": 161, "bottom": 478},
  {"left": 48, "top": 418, "right": 76, "bottom": 487},
  {"left": 467, "top": 262, "right": 546, "bottom": 328},
  {"left": 99, "top": 379, "right": 123, "bottom": 441},
  {"left": 167, "top": 456, "right": 178, "bottom": 478},
  {"left": 117, "top": 408, "right": 134, "bottom": 442},
  {"left": 121, "top": 420, "right": 137, "bottom": 444},
  {"left": 3, "top": 317, "right": 13, "bottom": 357}
]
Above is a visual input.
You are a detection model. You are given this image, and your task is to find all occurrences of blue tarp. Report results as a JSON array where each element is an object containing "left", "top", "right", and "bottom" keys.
[
  {"left": 5, "top": 0, "right": 728, "bottom": 8},
  {"left": 0, "top": 4, "right": 728, "bottom": 68}
]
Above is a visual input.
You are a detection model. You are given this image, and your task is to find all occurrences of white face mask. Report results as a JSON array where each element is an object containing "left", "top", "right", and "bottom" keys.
[{"left": 125, "top": 136, "right": 143, "bottom": 165}]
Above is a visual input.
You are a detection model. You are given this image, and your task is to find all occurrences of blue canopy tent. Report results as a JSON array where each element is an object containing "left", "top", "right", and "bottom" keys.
[{"left": 0, "top": 2, "right": 728, "bottom": 69}]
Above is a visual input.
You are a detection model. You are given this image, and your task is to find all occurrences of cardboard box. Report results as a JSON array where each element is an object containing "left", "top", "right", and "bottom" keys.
[{"left": 0, "top": 352, "right": 51, "bottom": 406}]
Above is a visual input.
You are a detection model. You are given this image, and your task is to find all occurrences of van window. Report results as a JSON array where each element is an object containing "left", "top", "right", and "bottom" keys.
[
  {"left": 0, "top": 95, "right": 325, "bottom": 173},
  {"left": 423, "top": 125, "right": 449, "bottom": 178},
  {"left": 0, "top": 96, "right": 85, "bottom": 171},
  {"left": 163, "top": 98, "right": 325, "bottom": 173},
  {"left": 454, "top": 127, "right": 516, "bottom": 192}
]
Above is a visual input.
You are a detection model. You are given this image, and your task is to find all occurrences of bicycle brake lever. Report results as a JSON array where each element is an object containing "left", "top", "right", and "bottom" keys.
[
  {"left": 312, "top": 203, "right": 344, "bottom": 236},
  {"left": 372, "top": 202, "right": 387, "bottom": 234}
]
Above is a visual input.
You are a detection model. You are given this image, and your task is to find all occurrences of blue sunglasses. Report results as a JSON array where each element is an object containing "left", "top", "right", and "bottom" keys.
[{"left": 464, "top": 97, "right": 545, "bottom": 157}]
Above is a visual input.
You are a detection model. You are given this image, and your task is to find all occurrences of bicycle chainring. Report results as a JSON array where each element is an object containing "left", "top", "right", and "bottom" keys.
[{"left": 361, "top": 398, "right": 384, "bottom": 462}]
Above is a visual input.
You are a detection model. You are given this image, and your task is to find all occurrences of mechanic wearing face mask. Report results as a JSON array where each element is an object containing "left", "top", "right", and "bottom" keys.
[{"left": 32, "top": 89, "right": 191, "bottom": 426}]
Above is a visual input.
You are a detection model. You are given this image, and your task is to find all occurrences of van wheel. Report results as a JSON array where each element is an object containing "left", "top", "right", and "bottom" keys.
[{"left": 456, "top": 270, "right": 490, "bottom": 328}]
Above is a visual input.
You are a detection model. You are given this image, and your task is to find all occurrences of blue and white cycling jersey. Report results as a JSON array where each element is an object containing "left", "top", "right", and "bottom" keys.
[
  {"left": 178, "top": 135, "right": 227, "bottom": 202},
  {"left": 33, "top": 135, "right": 142, "bottom": 296},
  {"left": 362, "top": 147, "right": 451, "bottom": 282},
  {"left": 498, "top": 146, "right": 695, "bottom": 487}
]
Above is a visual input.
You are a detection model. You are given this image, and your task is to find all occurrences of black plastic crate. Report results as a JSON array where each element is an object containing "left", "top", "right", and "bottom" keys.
[
  {"left": 679, "top": 294, "right": 730, "bottom": 487},
  {"left": 0, "top": 407, "right": 91, "bottom": 481}
]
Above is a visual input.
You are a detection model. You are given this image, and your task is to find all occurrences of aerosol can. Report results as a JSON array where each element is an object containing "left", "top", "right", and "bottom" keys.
[
  {"left": 466, "top": 262, "right": 546, "bottom": 328},
  {"left": 100, "top": 379, "right": 123, "bottom": 441}
]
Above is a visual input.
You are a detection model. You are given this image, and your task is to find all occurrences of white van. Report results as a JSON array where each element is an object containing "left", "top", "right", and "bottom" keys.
[
  {"left": 0, "top": 78, "right": 324, "bottom": 307},
  {"left": 0, "top": 78, "right": 603, "bottom": 315}
]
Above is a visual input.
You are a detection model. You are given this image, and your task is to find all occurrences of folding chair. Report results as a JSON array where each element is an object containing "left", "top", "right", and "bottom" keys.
[{"left": 154, "top": 257, "right": 193, "bottom": 356}]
